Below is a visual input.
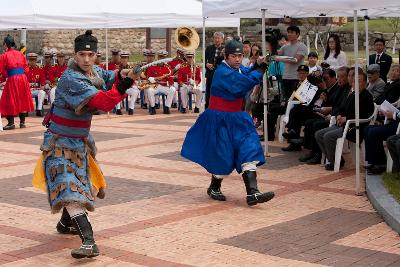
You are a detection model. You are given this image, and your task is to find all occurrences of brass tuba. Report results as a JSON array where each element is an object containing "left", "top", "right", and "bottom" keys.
[{"left": 174, "top": 27, "right": 200, "bottom": 51}]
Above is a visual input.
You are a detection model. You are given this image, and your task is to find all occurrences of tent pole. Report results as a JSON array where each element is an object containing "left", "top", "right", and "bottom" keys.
[
  {"left": 364, "top": 9, "right": 369, "bottom": 66},
  {"left": 105, "top": 29, "right": 110, "bottom": 117},
  {"left": 237, "top": 25, "right": 240, "bottom": 38},
  {"left": 261, "top": 9, "right": 268, "bottom": 157},
  {"left": 20, "top": 29, "right": 27, "bottom": 50},
  {"left": 202, "top": 17, "right": 206, "bottom": 112},
  {"left": 353, "top": 10, "right": 361, "bottom": 195}
]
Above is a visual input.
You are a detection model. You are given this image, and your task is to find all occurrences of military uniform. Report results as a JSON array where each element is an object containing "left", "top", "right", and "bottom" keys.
[
  {"left": 105, "top": 48, "right": 120, "bottom": 71},
  {"left": 115, "top": 50, "right": 140, "bottom": 115},
  {"left": 177, "top": 50, "right": 202, "bottom": 113},
  {"left": 49, "top": 51, "right": 68, "bottom": 104},
  {"left": 27, "top": 53, "right": 47, "bottom": 116}
]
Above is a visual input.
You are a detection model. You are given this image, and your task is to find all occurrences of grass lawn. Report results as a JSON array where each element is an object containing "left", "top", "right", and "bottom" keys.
[
  {"left": 383, "top": 172, "right": 400, "bottom": 203},
  {"left": 338, "top": 18, "right": 400, "bottom": 33}
]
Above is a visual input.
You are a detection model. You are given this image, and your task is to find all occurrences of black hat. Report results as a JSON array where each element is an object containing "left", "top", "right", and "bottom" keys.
[
  {"left": 225, "top": 36, "right": 243, "bottom": 55},
  {"left": 297, "top": 65, "right": 309, "bottom": 72},
  {"left": 4, "top": 34, "right": 15, "bottom": 48},
  {"left": 74, "top": 30, "right": 97, "bottom": 53}
]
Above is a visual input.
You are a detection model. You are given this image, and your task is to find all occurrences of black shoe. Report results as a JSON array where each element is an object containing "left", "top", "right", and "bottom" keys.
[
  {"left": 242, "top": 171, "right": 274, "bottom": 206},
  {"left": 281, "top": 143, "right": 301, "bottom": 152},
  {"left": 306, "top": 153, "right": 322, "bottom": 165},
  {"left": 163, "top": 107, "right": 171, "bottom": 114},
  {"left": 141, "top": 103, "right": 148, "bottom": 109},
  {"left": 367, "top": 165, "right": 386, "bottom": 175},
  {"left": 207, "top": 175, "right": 226, "bottom": 201},
  {"left": 3, "top": 124, "right": 16, "bottom": 130},
  {"left": 194, "top": 107, "right": 200, "bottom": 113},
  {"left": 71, "top": 213, "right": 99, "bottom": 259},
  {"left": 116, "top": 109, "right": 123, "bottom": 115},
  {"left": 171, "top": 103, "right": 178, "bottom": 108},
  {"left": 259, "top": 135, "right": 265, "bottom": 141},
  {"left": 56, "top": 208, "right": 78, "bottom": 235},
  {"left": 299, "top": 152, "right": 314, "bottom": 162},
  {"left": 128, "top": 109, "right": 134, "bottom": 115},
  {"left": 282, "top": 129, "right": 297, "bottom": 140},
  {"left": 325, "top": 163, "right": 334, "bottom": 171},
  {"left": 155, "top": 103, "right": 160, "bottom": 109},
  {"left": 149, "top": 106, "right": 156, "bottom": 115},
  {"left": 92, "top": 111, "right": 100, "bottom": 115},
  {"left": 290, "top": 138, "right": 303, "bottom": 145},
  {"left": 180, "top": 108, "right": 186, "bottom": 113},
  {"left": 43, "top": 99, "right": 49, "bottom": 105},
  {"left": 36, "top": 110, "right": 44, "bottom": 117},
  {"left": 19, "top": 123, "right": 26, "bottom": 128}
]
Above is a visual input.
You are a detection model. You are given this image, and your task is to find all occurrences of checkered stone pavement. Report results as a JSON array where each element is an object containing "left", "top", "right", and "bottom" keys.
[{"left": 1, "top": 108, "right": 400, "bottom": 266}]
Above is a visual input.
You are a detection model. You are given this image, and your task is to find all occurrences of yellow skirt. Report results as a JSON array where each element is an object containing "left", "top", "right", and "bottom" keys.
[{"left": 32, "top": 153, "right": 106, "bottom": 192}]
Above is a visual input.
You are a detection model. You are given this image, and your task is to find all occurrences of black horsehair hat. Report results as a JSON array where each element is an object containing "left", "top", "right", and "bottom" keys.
[{"left": 74, "top": 30, "right": 97, "bottom": 53}]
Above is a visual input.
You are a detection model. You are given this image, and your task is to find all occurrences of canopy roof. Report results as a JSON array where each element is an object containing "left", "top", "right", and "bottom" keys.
[
  {"left": 0, "top": 0, "right": 239, "bottom": 29},
  {"left": 202, "top": 0, "right": 400, "bottom": 18}
]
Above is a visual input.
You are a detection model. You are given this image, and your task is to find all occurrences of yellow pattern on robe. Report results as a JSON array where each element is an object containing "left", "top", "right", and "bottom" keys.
[{"left": 32, "top": 153, "right": 106, "bottom": 192}]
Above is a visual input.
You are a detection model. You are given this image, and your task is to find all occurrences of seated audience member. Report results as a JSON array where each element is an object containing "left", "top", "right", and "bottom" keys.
[
  {"left": 315, "top": 68, "right": 374, "bottom": 171},
  {"left": 366, "top": 64, "right": 386, "bottom": 101},
  {"left": 299, "top": 67, "right": 351, "bottom": 164},
  {"left": 387, "top": 133, "right": 400, "bottom": 173},
  {"left": 281, "top": 66, "right": 331, "bottom": 152},
  {"left": 375, "top": 64, "right": 400, "bottom": 105}
]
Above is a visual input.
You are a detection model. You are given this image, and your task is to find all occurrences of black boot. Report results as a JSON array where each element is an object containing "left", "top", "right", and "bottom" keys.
[
  {"left": 36, "top": 109, "right": 44, "bottom": 117},
  {"left": 306, "top": 153, "right": 322, "bottom": 165},
  {"left": 194, "top": 107, "right": 200, "bottom": 113},
  {"left": 207, "top": 175, "right": 226, "bottom": 201},
  {"left": 3, "top": 116, "right": 15, "bottom": 130},
  {"left": 115, "top": 109, "right": 123, "bottom": 115},
  {"left": 242, "top": 171, "right": 275, "bottom": 206},
  {"left": 128, "top": 108, "right": 134, "bottom": 115},
  {"left": 141, "top": 103, "right": 148, "bottom": 109},
  {"left": 171, "top": 103, "right": 178, "bottom": 108},
  {"left": 71, "top": 213, "right": 99, "bottom": 259},
  {"left": 56, "top": 208, "right": 78, "bottom": 235},
  {"left": 19, "top": 113, "right": 26, "bottom": 128},
  {"left": 180, "top": 107, "right": 186, "bottom": 113},
  {"left": 155, "top": 103, "right": 160, "bottom": 109},
  {"left": 163, "top": 106, "right": 171, "bottom": 114},
  {"left": 149, "top": 106, "right": 156, "bottom": 115}
]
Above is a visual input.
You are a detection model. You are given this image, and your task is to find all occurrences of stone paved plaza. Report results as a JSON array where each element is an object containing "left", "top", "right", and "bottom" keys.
[{"left": 1, "top": 109, "right": 400, "bottom": 267}]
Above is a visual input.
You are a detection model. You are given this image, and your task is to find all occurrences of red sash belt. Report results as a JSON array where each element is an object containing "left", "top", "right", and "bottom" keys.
[
  {"left": 209, "top": 95, "right": 243, "bottom": 112},
  {"left": 51, "top": 114, "right": 91, "bottom": 128}
]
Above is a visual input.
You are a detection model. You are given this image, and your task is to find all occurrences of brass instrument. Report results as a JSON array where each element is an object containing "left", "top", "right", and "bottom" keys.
[{"left": 174, "top": 27, "right": 200, "bottom": 51}]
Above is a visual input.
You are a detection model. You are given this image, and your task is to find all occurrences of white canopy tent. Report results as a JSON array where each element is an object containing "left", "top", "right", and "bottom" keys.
[
  {"left": 0, "top": 0, "right": 240, "bottom": 29},
  {"left": 203, "top": 0, "right": 400, "bottom": 194}
]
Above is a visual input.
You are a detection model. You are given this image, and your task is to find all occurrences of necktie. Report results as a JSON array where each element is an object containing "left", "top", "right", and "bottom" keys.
[{"left": 376, "top": 54, "right": 381, "bottom": 64}]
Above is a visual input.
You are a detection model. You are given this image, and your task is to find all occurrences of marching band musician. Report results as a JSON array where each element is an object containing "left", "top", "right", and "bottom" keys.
[
  {"left": 26, "top": 53, "right": 47, "bottom": 117},
  {"left": 181, "top": 37, "right": 275, "bottom": 206},
  {"left": 105, "top": 48, "right": 120, "bottom": 70},
  {"left": 146, "top": 49, "right": 176, "bottom": 115},
  {"left": 0, "top": 34, "right": 34, "bottom": 130},
  {"left": 168, "top": 47, "right": 186, "bottom": 108},
  {"left": 33, "top": 30, "right": 140, "bottom": 259},
  {"left": 49, "top": 51, "right": 68, "bottom": 104},
  {"left": 115, "top": 50, "right": 140, "bottom": 115},
  {"left": 42, "top": 50, "right": 54, "bottom": 86},
  {"left": 177, "top": 50, "right": 202, "bottom": 113}
]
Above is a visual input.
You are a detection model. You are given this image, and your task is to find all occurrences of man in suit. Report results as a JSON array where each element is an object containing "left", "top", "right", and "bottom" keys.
[
  {"left": 369, "top": 38, "right": 392, "bottom": 83},
  {"left": 204, "top": 32, "right": 224, "bottom": 108},
  {"left": 375, "top": 64, "right": 400, "bottom": 105}
]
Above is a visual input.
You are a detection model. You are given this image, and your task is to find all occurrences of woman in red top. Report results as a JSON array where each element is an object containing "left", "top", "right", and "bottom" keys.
[{"left": 0, "top": 35, "right": 34, "bottom": 129}]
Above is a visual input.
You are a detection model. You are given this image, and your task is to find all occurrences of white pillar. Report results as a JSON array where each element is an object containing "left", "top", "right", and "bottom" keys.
[
  {"left": 261, "top": 9, "right": 268, "bottom": 157},
  {"left": 306, "top": 35, "right": 310, "bottom": 55},
  {"left": 353, "top": 10, "right": 361, "bottom": 195},
  {"left": 20, "top": 29, "right": 27, "bottom": 47},
  {"left": 237, "top": 25, "right": 240, "bottom": 38},
  {"left": 105, "top": 29, "right": 109, "bottom": 71},
  {"left": 364, "top": 10, "right": 369, "bottom": 66}
]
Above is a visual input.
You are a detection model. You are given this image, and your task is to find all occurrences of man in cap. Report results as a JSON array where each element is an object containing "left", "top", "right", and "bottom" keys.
[
  {"left": 34, "top": 30, "right": 140, "bottom": 259},
  {"left": 181, "top": 37, "right": 275, "bottom": 206},
  {"left": 26, "top": 53, "right": 47, "bottom": 117},
  {"left": 366, "top": 64, "right": 386, "bottom": 101},
  {"left": 48, "top": 51, "right": 68, "bottom": 104},
  {"left": 106, "top": 48, "right": 120, "bottom": 70},
  {"left": 42, "top": 50, "right": 55, "bottom": 85},
  {"left": 146, "top": 50, "right": 176, "bottom": 114},
  {"left": 177, "top": 50, "right": 202, "bottom": 113},
  {"left": 94, "top": 50, "right": 103, "bottom": 67},
  {"left": 115, "top": 51, "right": 140, "bottom": 115}
]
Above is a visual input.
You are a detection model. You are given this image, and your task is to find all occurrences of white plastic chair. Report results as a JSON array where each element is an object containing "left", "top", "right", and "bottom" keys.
[
  {"left": 278, "top": 95, "right": 301, "bottom": 143},
  {"left": 333, "top": 103, "right": 379, "bottom": 172},
  {"left": 0, "top": 113, "right": 3, "bottom": 131}
]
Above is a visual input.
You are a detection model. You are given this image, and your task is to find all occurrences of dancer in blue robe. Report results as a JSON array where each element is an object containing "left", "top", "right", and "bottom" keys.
[{"left": 181, "top": 37, "right": 275, "bottom": 206}]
